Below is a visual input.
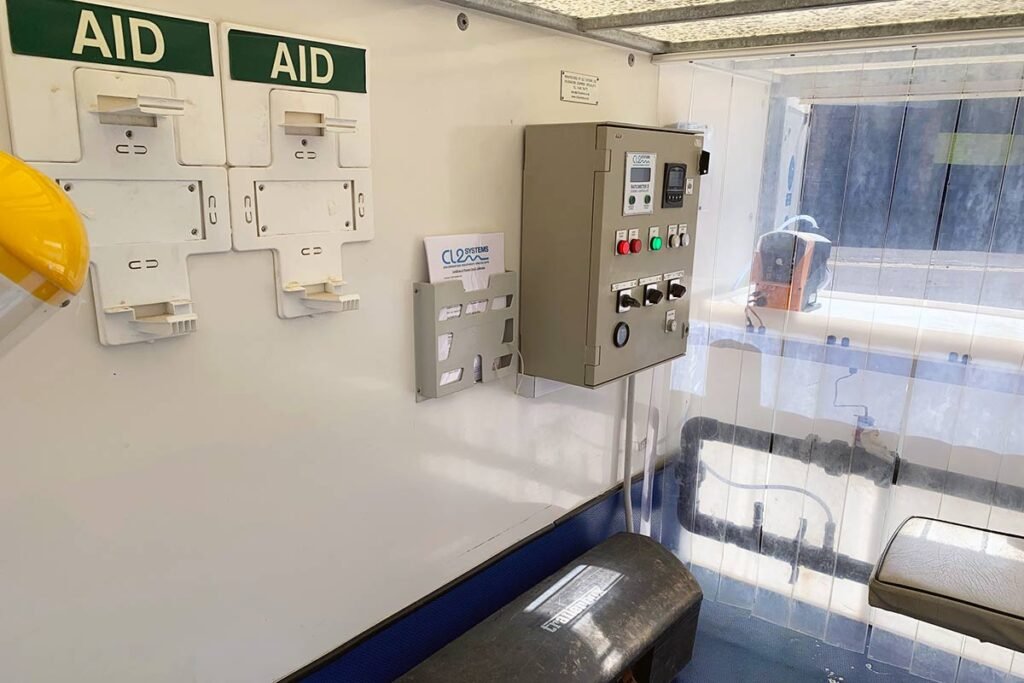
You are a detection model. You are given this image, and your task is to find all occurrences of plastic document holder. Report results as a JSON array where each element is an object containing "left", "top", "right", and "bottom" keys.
[{"left": 413, "top": 271, "right": 519, "bottom": 401}]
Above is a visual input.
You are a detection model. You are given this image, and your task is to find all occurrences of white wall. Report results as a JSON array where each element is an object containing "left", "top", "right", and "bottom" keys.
[{"left": 0, "top": 3, "right": 690, "bottom": 682}]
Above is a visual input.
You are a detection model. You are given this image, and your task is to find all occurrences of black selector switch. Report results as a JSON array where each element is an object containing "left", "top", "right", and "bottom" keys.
[
  {"left": 646, "top": 288, "right": 664, "bottom": 305},
  {"left": 620, "top": 293, "right": 641, "bottom": 309},
  {"left": 669, "top": 282, "right": 687, "bottom": 299}
]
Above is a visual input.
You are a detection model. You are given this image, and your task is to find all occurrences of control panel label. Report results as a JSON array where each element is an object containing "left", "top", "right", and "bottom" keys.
[
  {"left": 623, "top": 152, "right": 656, "bottom": 217},
  {"left": 227, "top": 28, "right": 367, "bottom": 93},
  {"left": 639, "top": 275, "right": 663, "bottom": 286},
  {"left": 559, "top": 70, "right": 599, "bottom": 105},
  {"left": 611, "top": 279, "right": 639, "bottom": 292},
  {"left": 664, "top": 270, "right": 685, "bottom": 280},
  {"left": 6, "top": 0, "right": 215, "bottom": 76}
]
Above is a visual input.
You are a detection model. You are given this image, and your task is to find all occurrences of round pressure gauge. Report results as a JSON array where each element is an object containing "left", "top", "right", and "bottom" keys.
[{"left": 613, "top": 322, "right": 630, "bottom": 348}]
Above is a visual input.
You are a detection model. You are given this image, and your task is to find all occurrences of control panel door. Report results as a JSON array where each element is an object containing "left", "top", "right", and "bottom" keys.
[{"left": 586, "top": 125, "right": 704, "bottom": 386}]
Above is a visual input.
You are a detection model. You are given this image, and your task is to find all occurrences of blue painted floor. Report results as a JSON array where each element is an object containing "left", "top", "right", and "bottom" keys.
[{"left": 678, "top": 598, "right": 929, "bottom": 683}]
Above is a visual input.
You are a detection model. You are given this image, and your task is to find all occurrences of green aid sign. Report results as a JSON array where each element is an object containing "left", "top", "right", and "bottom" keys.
[
  {"left": 227, "top": 29, "right": 366, "bottom": 94},
  {"left": 5, "top": 0, "right": 214, "bottom": 76}
]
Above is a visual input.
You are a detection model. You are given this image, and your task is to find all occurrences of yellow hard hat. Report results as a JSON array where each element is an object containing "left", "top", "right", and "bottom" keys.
[{"left": 0, "top": 151, "right": 89, "bottom": 355}]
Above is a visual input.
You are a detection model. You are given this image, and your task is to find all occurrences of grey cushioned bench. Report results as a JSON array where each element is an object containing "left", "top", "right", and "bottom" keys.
[{"left": 869, "top": 516, "right": 1024, "bottom": 652}]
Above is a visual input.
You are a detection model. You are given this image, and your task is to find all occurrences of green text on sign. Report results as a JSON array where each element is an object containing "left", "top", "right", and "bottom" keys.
[
  {"left": 6, "top": 0, "right": 213, "bottom": 76},
  {"left": 228, "top": 29, "right": 366, "bottom": 94}
]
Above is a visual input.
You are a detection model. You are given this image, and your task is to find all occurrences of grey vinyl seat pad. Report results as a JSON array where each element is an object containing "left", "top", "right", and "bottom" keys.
[{"left": 869, "top": 516, "right": 1024, "bottom": 653}]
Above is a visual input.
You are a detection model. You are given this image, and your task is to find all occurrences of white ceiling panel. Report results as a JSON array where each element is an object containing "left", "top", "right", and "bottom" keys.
[
  {"left": 442, "top": 0, "right": 1024, "bottom": 56},
  {"left": 630, "top": 0, "right": 1024, "bottom": 43},
  {"left": 520, "top": 0, "right": 734, "bottom": 18}
]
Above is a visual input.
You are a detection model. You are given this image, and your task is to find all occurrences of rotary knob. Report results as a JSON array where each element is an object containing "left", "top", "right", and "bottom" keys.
[
  {"left": 669, "top": 282, "right": 687, "bottom": 299},
  {"left": 646, "top": 288, "right": 664, "bottom": 305},
  {"left": 620, "top": 293, "right": 642, "bottom": 309}
]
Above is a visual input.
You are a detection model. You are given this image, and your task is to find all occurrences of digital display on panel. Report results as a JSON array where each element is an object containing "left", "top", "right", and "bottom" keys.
[
  {"left": 630, "top": 167, "right": 652, "bottom": 183},
  {"left": 668, "top": 168, "right": 685, "bottom": 189}
]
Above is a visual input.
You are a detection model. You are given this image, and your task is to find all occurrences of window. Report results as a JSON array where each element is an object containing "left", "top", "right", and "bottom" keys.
[{"left": 792, "top": 97, "right": 1024, "bottom": 310}]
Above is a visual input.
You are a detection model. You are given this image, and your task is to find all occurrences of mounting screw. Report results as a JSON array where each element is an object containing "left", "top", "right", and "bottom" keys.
[
  {"left": 63, "top": 183, "right": 73, "bottom": 192},
  {"left": 258, "top": 184, "right": 265, "bottom": 191},
  {"left": 60, "top": 300, "right": 71, "bottom": 308},
  {"left": 191, "top": 228, "right": 199, "bottom": 236},
  {"left": 260, "top": 226, "right": 269, "bottom": 233},
  {"left": 343, "top": 182, "right": 350, "bottom": 190},
  {"left": 188, "top": 184, "right": 196, "bottom": 192},
  {"left": 627, "top": 53, "right": 635, "bottom": 67},
  {"left": 301, "top": 138, "right": 308, "bottom": 147},
  {"left": 345, "top": 220, "right": 351, "bottom": 227},
  {"left": 457, "top": 12, "right": 469, "bottom": 31},
  {"left": 125, "top": 130, "right": 133, "bottom": 139}
]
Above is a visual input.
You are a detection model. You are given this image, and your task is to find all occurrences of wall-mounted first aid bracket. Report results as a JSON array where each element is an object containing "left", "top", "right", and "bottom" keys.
[
  {"left": 0, "top": 0, "right": 230, "bottom": 346},
  {"left": 221, "top": 24, "right": 373, "bottom": 320}
]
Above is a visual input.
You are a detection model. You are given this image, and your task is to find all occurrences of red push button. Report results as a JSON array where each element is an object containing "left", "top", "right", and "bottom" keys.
[
  {"left": 617, "top": 240, "right": 630, "bottom": 255},
  {"left": 630, "top": 238, "right": 642, "bottom": 254}
]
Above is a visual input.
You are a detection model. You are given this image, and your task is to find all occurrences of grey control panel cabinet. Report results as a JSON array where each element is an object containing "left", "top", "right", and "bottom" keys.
[{"left": 521, "top": 123, "right": 703, "bottom": 387}]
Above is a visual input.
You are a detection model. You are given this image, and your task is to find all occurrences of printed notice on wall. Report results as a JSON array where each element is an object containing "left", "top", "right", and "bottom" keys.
[{"left": 560, "top": 70, "right": 599, "bottom": 105}]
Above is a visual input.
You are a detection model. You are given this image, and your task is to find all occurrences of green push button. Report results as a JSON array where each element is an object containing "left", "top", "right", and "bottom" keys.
[
  {"left": 650, "top": 236, "right": 663, "bottom": 251},
  {"left": 628, "top": 195, "right": 637, "bottom": 205},
  {"left": 644, "top": 195, "right": 652, "bottom": 204}
]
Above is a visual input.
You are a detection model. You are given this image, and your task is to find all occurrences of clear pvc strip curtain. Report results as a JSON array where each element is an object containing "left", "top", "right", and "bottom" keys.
[
  {"left": 746, "top": 54, "right": 882, "bottom": 648},
  {"left": 665, "top": 65, "right": 735, "bottom": 575},
  {"left": 868, "top": 57, "right": 1024, "bottom": 683},
  {"left": 664, "top": 65, "right": 773, "bottom": 598},
  {"left": 662, "top": 41, "right": 1024, "bottom": 682}
]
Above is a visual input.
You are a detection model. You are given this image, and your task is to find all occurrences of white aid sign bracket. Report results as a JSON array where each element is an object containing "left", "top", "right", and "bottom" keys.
[
  {"left": 0, "top": 1, "right": 230, "bottom": 345},
  {"left": 221, "top": 24, "right": 373, "bottom": 320}
]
